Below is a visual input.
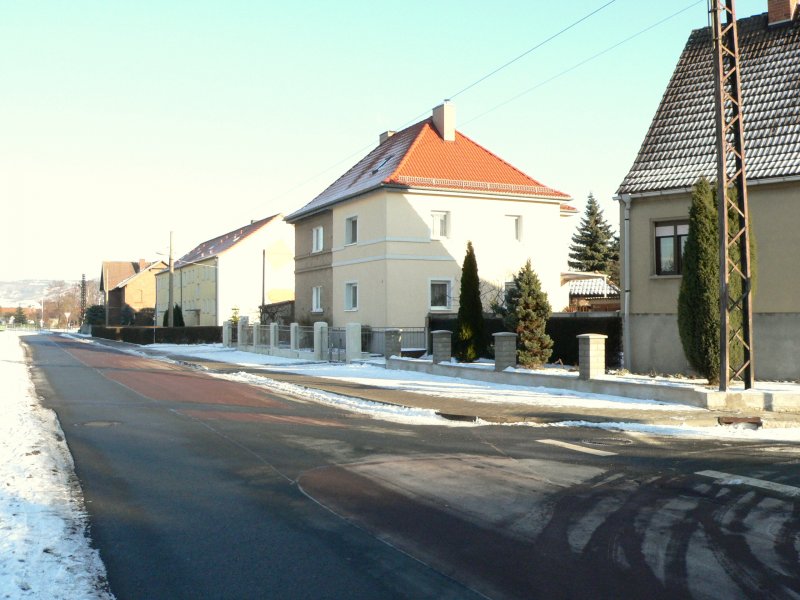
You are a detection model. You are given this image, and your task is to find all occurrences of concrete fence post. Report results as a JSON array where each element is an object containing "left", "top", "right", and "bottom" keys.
[
  {"left": 577, "top": 333, "right": 607, "bottom": 380},
  {"left": 290, "top": 322, "right": 299, "bottom": 351},
  {"left": 493, "top": 332, "right": 517, "bottom": 372},
  {"left": 269, "top": 323, "right": 278, "bottom": 349},
  {"left": 237, "top": 316, "right": 249, "bottom": 349},
  {"left": 346, "top": 323, "right": 362, "bottom": 363},
  {"left": 222, "top": 321, "right": 231, "bottom": 347},
  {"left": 431, "top": 330, "right": 452, "bottom": 364},
  {"left": 313, "top": 322, "right": 328, "bottom": 361},
  {"left": 385, "top": 328, "right": 402, "bottom": 359},
  {"left": 253, "top": 322, "right": 261, "bottom": 347}
]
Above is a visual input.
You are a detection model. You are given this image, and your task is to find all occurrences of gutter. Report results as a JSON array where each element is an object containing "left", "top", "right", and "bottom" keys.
[{"left": 614, "top": 193, "right": 632, "bottom": 370}]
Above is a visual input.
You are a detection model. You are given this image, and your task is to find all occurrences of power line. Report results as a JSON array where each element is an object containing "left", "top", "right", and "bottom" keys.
[
  {"left": 393, "top": 0, "right": 617, "bottom": 133},
  {"left": 464, "top": 0, "right": 704, "bottom": 126},
  {"left": 449, "top": 0, "right": 617, "bottom": 100}
]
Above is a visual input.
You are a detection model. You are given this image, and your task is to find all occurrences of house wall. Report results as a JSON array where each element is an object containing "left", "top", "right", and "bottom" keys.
[
  {"left": 293, "top": 211, "right": 333, "bottom": 324},
  {"left": 326, "top": 187, "right": 571, "bottom": 328},
  {"left": 623, "top": 180, "right": 800, "bottom": 380},
  {"left": 217, "top": 219, "right": 295, "bottom": 324},
  {"left": 155, "top": 218, "right": 295, "bottom": 326}
]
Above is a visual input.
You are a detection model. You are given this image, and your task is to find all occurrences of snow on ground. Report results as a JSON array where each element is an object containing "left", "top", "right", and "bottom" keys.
[
  {"left": 0, "top": 331, "right": 113, "bottom": 600},
  {"left": 93, "top": 338, "right": 800, "bottom": 441},
  {"left": 133, "top": 342, "right": 700, "bottom": 412}
]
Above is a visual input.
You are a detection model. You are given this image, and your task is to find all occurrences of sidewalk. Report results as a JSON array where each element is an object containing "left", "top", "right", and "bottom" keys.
[{"left": 152, "top": 350, "right": 800, "bottom": 430}]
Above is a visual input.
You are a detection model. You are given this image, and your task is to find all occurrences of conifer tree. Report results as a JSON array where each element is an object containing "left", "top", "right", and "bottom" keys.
[
  {"left": 515, "top": 260, "right": 553, "bottom": 368},
  {"left": 679, "top": 180, "right": 756, "bottom": 384},
  {"left": 569, "top": 193, "right": 619, "bottom": 282},
  {"left": 678, "top": 179, "right": 720, "bottom": 382},
  {"left": 454, "top": 241, "right": 487, "bottom": 362},
  {"left": 13, "top": 306, "right": 28, "bottom": 326},
  {"left": 162, "top": 304, "right": 185, "bottom": 327}
]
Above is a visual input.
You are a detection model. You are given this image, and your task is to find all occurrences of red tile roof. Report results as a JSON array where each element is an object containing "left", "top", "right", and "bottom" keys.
[{"left": 286, "top": 118, "right": 569, "bottom": 221}]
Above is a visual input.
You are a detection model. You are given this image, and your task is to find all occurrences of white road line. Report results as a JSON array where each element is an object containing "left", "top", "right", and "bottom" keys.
[
  {"left": 696, "top": 470, "right": 800, "bottom": 498},
  {"left": 537, "top": 439, "right": 617, "bottom": 457}
]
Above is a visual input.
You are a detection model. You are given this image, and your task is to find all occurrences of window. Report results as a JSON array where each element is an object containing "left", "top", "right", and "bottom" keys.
[
  {"left": 431, "top": 211, "right": 450, "bottom": 239},
  {"left": 507, "top": 215, "right": 521, "bottom": 241},
  {"left": 344, "top": 282, "right": 358, "bottom": 311},
  {"left": 312, "top": 286, "right": 322, "bottom": 312},
  {"left": 345, "top": 216, "right": 358, "bottom": 245},
  {"left": 312, "top": 226, "right": 324, "bottom": 253},
  {"left": 655, "top": 221, "right": 689, "bottom": 275},
  {"left": 429, "top": 280, "right": 452, "bottom": 310}
]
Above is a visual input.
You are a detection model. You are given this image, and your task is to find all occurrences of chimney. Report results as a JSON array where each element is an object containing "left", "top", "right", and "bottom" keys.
[
  {"left": 138, "top": 259, "right": 148, "bottom": 271},
  {"left": 432, "top": 101, "right": 456, "bottom": 142},
  {"left": 769, "top": 0, "right": 798, "bottom": 24},
  {"left": 379, "top": 130, "right": 395, "bottom": 144}
]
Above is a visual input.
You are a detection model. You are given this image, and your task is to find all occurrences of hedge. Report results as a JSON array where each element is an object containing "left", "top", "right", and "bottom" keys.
[
  {"left": 91, "top": 326, "right": 222, "bottom": 345},
  {"left": 428, "top": 312, "right": 621, "bottom": 367}
]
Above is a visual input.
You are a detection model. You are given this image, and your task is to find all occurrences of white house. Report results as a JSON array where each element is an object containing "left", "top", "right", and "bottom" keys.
[
  {"left": 286, "top": 103, "right": 576, "bottom": 328},
  {"left": 155, "top": 214, "right": 294, "bottom": 326}
]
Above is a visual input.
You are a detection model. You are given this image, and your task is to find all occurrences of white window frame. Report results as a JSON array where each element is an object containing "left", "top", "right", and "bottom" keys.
[
  {"left": 429, "top": 278, "right": 453, "bottom": 311},
  {"left": 507, "top": 215, "right": 522, "bottom": 241},
  {"left": 311, "top": 226, "right": 324, "bottom": 253},
  {"left": 430, "top": 211, "right": 450, "bottom": 240},
  {"left": 344, "top": 281, "right": 358, "bottom": 311},
  {"left": 311, "top": 286, "right": 323, "bottom": 313},
  {"left": 345, "top": 216, "right": 358, "bottom": 245}
]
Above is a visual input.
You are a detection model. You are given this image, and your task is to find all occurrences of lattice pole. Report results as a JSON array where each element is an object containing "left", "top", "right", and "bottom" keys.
[{"left": 709, "top": 0, "right": 755, "bottom": 391}]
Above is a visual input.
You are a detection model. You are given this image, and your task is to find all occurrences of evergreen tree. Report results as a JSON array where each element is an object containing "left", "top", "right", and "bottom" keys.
[
  {"left": 515, "top": 260, "right": 553, "bottom": 368},
  {"left": 569, "top": 193, "right": 619, "bottom": 282},
  {"left": 162, "top": 304, "right": 185, "bottom": 327},
  {"left": 678, "top": 179, "right": 757, "bottom": 384},
  {"left": 84, "top": 305, "right": 105, "bottom": 325},
  {"left": 454, "top": 241, "right": 487, "bottom": 362},
  {"left": 678, "top": 179, "right": 720, "bottom": 382},
  {"left": 13, "top": 306, "right": 28, "bottom": 326}
]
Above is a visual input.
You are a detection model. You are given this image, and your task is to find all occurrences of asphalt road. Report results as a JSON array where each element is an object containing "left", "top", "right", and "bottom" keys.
[{"left": 26, "top": 334, "right": 800, "bottom": 599}]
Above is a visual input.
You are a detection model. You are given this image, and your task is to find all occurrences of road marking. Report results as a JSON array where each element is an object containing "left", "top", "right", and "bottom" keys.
[
  {"left": 696, "top": 470, "right": 800, "bottom": 498},
  {"left": 537, "top": 439, "right": 617, "bottom": 457}
]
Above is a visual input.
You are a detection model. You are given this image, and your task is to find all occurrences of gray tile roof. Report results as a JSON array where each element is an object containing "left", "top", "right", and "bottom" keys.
[
  {"left": 285, "top": 122, "right": 427, "bottom": 222},
  {"left": 174, "top": 214, "right": 280, "bottom": 268},
  {"left": 617, "top": 12, "right": 800, "bottom": 195}
]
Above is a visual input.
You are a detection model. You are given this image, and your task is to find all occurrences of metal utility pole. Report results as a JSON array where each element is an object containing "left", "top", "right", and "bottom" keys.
[
  {"left": 80, "top": 274, "right": 87, "bottom": 324},
  {"left": 168, "top": 231, "right": 175, "bottom": 328},
  {"left": 709, "top": 0, "right": 755, "bottom": 391}
]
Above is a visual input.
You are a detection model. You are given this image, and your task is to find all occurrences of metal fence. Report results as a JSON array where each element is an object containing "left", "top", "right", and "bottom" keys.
[
  {"left": 241, "top": 325, "right": 254, "bottom": 346},
  {"left": 298, "top": 325, "right": 315, "bottom": 351},
  {"left": 361, "top": 327, "right": 428, "bottom": 356},
  {"left": 328, "top": 327, "right": 346, "bottom": 362},
  {"left": 277, "top": 325, "right": 291, "bottom": 348}
]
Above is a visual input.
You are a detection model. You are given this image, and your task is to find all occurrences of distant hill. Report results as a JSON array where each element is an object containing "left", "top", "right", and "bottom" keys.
[{"left": 0, "top": 280, "right": 80, "bottom": 308}]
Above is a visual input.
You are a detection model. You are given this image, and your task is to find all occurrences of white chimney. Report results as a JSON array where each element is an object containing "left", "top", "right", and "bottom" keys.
[
  {"left": 432, "top": 101, "right": 456, "bottom": 142},
  {"left": 379, "top": 130, "right": 395, "bottom": 144},
  {"left": 769, "top": 0, "right": 798, "bottom": 24}
]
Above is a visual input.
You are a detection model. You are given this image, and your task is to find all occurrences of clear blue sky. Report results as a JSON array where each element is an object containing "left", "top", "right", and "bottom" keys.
[{"left": 0, "top": 0, "right": 767, "bottom": 281}]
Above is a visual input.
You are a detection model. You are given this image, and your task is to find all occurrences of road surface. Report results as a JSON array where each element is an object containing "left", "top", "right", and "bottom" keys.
[{"left": 27, "top": 334, "right": 800, "bottom": 599}]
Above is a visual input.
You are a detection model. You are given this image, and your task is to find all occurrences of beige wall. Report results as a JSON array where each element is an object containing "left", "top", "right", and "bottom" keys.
[
  {"left": 624, "top": 180, "right": 800, "bottom": 379},
  {"left": 323, "top": 187, "right": 572, "bottom": 327}
]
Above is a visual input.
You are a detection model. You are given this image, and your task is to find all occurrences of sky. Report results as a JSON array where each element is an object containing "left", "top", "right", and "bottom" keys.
[{"left": 0, "top": 0, "right": 768, "bottom": 282}]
